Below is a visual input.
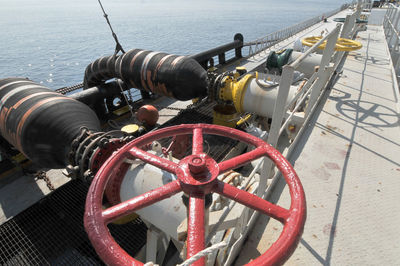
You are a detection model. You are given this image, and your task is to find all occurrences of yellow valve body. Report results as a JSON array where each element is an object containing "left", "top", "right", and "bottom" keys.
[{"left": 219, "top": 73, "right": 257, "bottom": 113}]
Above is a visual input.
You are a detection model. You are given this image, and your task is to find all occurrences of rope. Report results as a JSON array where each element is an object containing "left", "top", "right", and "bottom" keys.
[
  {"left": 143, "top": 262, "right": 158, "bottom": 266},
  {"left": 177, "top": 242, "right": 227, "bottom": 266},
  {"left": 97, "top": 0, "right": 125, "bottom": 55}
]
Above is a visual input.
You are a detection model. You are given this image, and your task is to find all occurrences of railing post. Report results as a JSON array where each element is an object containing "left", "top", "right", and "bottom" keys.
[
  {"left": 349, "top": 13, "right": 358, "bottom": 37},
  {"left": 390, "top": 5, "right": 398, "bottom": 20},
  {"left": 305, "top": 24, "right": 341, "bottom": 116},
  {"left": 387, "top": 6, "right": 397, "bottom": 35},
  {"left": 218, "top": 53, "right": 226, "bottom": 65},
  {"left": 355, "top": 0, "right": 363, "bottom": 19},
  {"left": 391, "top": 37, "right": 399, "bottom": 57},
  {"left": 341, "top": 14, "right": 353, "bottom": 38},
  {"left": 388, "top": 9, "right": 400, "bottom": 48},
  {"left": 385, "top": 7, "right": 393, "bottom": 39},
  {"left": 394, "top": 53, "right": 400, "bottom": 77},
  {"left": 384, "top": 6, "right": 393, "bottom": 34},
  {"left": 258, "top": 65, "right": 294, "bottom": 197}
]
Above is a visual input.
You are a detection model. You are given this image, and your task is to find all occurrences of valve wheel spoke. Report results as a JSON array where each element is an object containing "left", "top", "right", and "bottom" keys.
[
  {"left": 218, "top": 147, "right": 267, "bottom": 174},
  {"left": 102, "top": 180, "right": 182, "bottom": 224},
  {"left": 192, "top": 127, "right": 204, "bottom": 155},
  {"left": 213, "top": 180, "right": 290, "bottom": 223},
  {"left": 128, "top": 146, "right": 178, "bottom": 174},
  {"left": 186, "top": 193, "right": 206, "bottom": 266},
  {"left": 84, "top": 124, "right": 305, "bottom": 266}
]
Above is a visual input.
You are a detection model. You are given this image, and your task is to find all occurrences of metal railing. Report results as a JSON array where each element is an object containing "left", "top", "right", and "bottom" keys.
[
  {"left": 244, "top": 4, "right": 350, "bottom": 57},
  {"left": 363, "top": 1, "right": 373, "bottom": 10},
  {"left": 264, "top": 24, "right": 341, "bottom": 168},
  {"left": 225, "top": 6, "right": 363, "bottom": 264},
  {"left": 190, "top": 34, "right": 244, "bottom": 69},
  {"left": 260, "top": 2, "right": 361, "bottom": 193},
  {"left": 383, "top": 3, "right": 400, "bottom": 79},
  {"left": 187, "top": 2, "right": 355, "bottom": 70}
]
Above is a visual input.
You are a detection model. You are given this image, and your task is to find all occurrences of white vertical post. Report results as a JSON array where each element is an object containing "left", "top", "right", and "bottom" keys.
[
  {"left": 305, "top": 25, "right": 341, "bottom": 116},
  {"left": 391, "top": 37, "right": 399, "bottom": 59},
  {"left": 384, "top": 6, "right": 394, "bottom": 34},
  {"left": 389, "top": 10, "right": 400, "bottom": 48},
  {"left": 341, "top": 14, "right": 353, "bottom": 39},
  {"left": 349, "top": 13, "right": 358, "bottom": 37},
  {"left": 395, "top": 52, "right": 400, "bottom": 77},
  {"left": 259, "top": 65, "right": 295, "bottom": 197},
  {"left": 388, "top": 6, "right": 398, "bottom": 36}
]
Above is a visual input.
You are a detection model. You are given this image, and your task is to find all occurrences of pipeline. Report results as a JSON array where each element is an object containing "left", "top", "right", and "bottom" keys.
[
  {"left": 0, "top": 78, "right": 101, "bottom": 168},
  {"left": 266, "top": 49, "right": 323, "bottom": 78},
  {"left": 83, "top": 49, "right": 209, "bottom": 101}
]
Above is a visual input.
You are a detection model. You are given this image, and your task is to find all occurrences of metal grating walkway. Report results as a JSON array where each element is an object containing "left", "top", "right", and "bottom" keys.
[
  {"left": 237, "top": 23, "right": 400, "bottom": 265},
  {"left": 0, "top": 180, "right": 147, "bottom": 265},
  {"left": 158, "top": 101, "right": 239, "bottom": 162}
]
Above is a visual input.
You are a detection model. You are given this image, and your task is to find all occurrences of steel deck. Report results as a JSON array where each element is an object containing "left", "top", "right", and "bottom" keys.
[
  {"left": 237, "top": 14, "right": 400, "bottom": 265},
  {"left": 2, "top": 6, "right": 400, "bottom": 266}
]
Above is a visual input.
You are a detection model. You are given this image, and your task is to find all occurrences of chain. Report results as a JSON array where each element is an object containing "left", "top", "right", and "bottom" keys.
[
  {"left": 153, "top": 105, "right": 188, "bottom": 111},
  {"left": 55, "top": 83, "right": 84, "bottom": 95},
  {"left": 35, "top": 171, "right": 55, "bottom": 191}
]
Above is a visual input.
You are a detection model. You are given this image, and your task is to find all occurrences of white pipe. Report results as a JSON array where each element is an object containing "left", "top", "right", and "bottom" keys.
[
  {"left": 290, "top": 51, "right": 322, "bottom": 78},
  {"left": 120, "top": 163, "right": 186, "bottom": 241},
  {"left": 241, "top": 79, "right": 298, "bottom": 118}
]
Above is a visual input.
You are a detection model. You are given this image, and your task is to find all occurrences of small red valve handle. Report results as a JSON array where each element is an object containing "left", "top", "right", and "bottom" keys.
[{"left": 84, "top": 124, "right": 306, "bottom": 266}]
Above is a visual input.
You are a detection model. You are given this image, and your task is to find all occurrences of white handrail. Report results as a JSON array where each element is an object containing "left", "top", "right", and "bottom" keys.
[
  {"left": 284, "top": 72, "right": 318, "bottom": 112},
  {"left": 291, "top": 26, "right": 340, "bottom": 68},
  {"left": 279, "top": 80, "right": 315, "bottom": 136},
  {"left": 384, "top": 3, "right": 400, "bottom": 81},
  {"left": 224, "top": 4, "right": 362, "bottom": 265}
]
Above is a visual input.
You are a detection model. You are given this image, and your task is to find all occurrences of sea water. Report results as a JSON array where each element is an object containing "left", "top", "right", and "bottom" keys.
[{"left": 0, "top": 0, "right": 350, "bottom": 89}]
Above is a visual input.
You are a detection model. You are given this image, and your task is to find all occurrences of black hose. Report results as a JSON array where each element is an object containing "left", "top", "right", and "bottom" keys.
[
  {"left": 83, "top": 49, "right": 208, "bottom": 101},
  {"left": 0, "top": 78, "right": 101, "bottom": 168}
]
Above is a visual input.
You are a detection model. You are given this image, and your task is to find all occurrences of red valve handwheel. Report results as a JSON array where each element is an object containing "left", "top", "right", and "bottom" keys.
[{"left": 84, "top": 124, "right": 306, "bottom": 266}]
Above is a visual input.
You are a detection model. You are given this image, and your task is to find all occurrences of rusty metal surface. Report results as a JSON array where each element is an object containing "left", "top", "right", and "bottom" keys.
[{"left": 84, "top": 124, "right": 306, "bottom": 265}]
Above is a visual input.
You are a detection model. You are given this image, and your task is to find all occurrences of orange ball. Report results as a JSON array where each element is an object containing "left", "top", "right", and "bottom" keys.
[{"left": 136, "top": 105, "right": 159, "bottom": 126}]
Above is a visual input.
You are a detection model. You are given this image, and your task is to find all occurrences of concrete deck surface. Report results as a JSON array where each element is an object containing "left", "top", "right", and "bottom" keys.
[{"left": 237, "top": 22, "right": 400, "bottom": 266}]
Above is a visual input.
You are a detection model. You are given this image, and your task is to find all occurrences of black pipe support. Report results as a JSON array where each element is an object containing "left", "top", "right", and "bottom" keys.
[{"left": 190, "top": 33, "right": 244, "bottom": 69}]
